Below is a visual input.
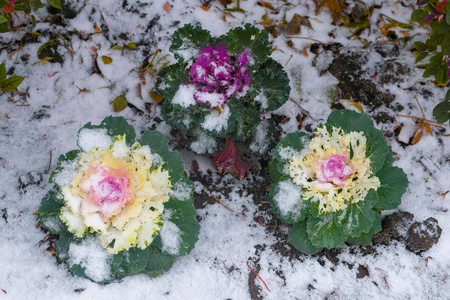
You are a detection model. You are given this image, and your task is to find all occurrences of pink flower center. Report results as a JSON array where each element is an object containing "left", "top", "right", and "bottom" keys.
[
  {"left": 95, "top": 176, "right": 129, "bottom": 203},
  {"left": 315, "top": 154, "right": 356, "bottom": 187},
  {"left": 80, "top": 165, "right": 134, "bottom": 220}
]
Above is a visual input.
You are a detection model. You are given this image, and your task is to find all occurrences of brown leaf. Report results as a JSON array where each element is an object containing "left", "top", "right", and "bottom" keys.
[
  {"left": 150, "top": 90, "right": 164, "bottom": 103},
  {"left": 316, "top": 0, "right": 345, "bottom": 23},
  {"left": 411, "top": 127, "right": 424, "bottom": 145},
  {"left": 163, "top": 1, "right": 171, "bottom": 12},
  {"left": 1, "top": 289, "right": 6, "bottom": 294},
  {"left": 258, "top": 1, "right": 274, "bottom": 10},
  {"left": 199, "top": 6, "right": 209, "bottom": 11},
  {"left": 287, "top": 13, "right": 302, "bottom": 34},
  {"left": 423, "top": 122, "right": 433, "bottom": 135}
]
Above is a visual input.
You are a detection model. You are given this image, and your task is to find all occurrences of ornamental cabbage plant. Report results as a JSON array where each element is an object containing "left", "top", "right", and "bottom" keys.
[
  {"left": 38, "top": 117, "right": 199, "bottom": 283},
  {"left": 268, "top": 110, "right": 408, "bottom": 254},
  {"left": 156, "top": 23, "right": 290, "bottom": 155}
]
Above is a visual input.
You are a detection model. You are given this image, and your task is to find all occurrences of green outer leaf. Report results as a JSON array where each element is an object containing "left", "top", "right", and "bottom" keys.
[
  {"left": 143, "top": 246, "right": 175, "bottom": 278},
  {"left": 433, "top": 98, "right": 450, "bottom": 124},
  {"left": 268, "top": 179, "right": 308, "bottom": 224},
  {"left": 0, "top": 75, "right": 24, "bottom": 91},
  {"left": 56, "top": 229, "right": 75, "bottom": 263},
  {"left": 326, "top": 110, "right": 389, "bottom": 174},
  {"left": 375, "top": 166, "right": 408, "bottom": 210},
  {"left": 39, "top": 188, "right": 65, "bottom": 234},
  {"left": 120, "top": 247, "right": 150, "bottom": 276},
  {"left": 0, "top": 63, "right": 6, "bottom": 81},
  {"left": 140, "top": 130, "right": 187, "bottom": 183},
  {"left": 69, "top": 250, "right": 124, "bottom": 284},
  {"left": 80, "top": 116, "right": 136, "bottom": 146},
  {"left": 227, "top": 96, "right": 261, "bottom": 141},
  {"left": 163, "top": 198, "right": 200, "bottom": 256},
  {"left": 49, "top": 150, "right": 81, "bottom": 184},
  {"left": 252, "top": 58, "right": 290, "bottom": 112},
  {"left": 335, "top": 189, "right": 378, "bottom": 238},
  {"left": 170, "top": 23, "right": 212, "bottom": 63},
  {"left": 274, "top": 131, "right": 310, "bottom": 177},
  {"left": 306, "top": 213, "right": 347, "bottom": 249},
  {"left": 47, "top": 0, "right": 61, "bottom": 9},
  {"left": 219, "top": 23, "right": 271, "bottom": 67},
  {"left": 288, "top": 220, "right": 323, "bottom": 255},
  {"left": 268, "top": 158, "right": 286, "bottom": 183},
  {"left": 345, "top": 213, "right": 381, "bottom": 246}
]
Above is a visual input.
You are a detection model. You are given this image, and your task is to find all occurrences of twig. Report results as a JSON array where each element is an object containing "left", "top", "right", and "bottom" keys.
[
  {"left": 285, "top": 36, "right": 324, "bottom": 44},
  {"left": 46, "top": 150, "right": 53, "bottom": 174},
  {"left": 397, "top": 114, "right": 446, "bottom": 127},
  {"left": 247, "top": 261, "right": 271, "bottom": 292},
  {"left": 210, "top": 194, "right": 233, "bottom": 212}
]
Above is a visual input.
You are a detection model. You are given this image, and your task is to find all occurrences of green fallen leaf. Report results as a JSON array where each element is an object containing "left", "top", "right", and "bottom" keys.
[
  {"left": 113, "top": 95, "right": 128, "bottom": 112},
  {"left": 102, "top": 55, "right": 113, "bottom": 64}
]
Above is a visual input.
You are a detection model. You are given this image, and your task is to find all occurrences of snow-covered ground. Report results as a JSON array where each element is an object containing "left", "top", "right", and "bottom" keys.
[{"left": 0, "top": 0, "right": 449, "bottom": 299}]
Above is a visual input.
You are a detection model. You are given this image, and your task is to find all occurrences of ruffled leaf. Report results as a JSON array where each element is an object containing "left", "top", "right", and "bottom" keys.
[
  {"left": 219, "top": 23, "right": 271, "bottom": 67},
  {"left": 252, "top": 58, "right": 291, "bottom": 111},
  {"left": 375, "top": 166, "right": 408, "bottom": 210},
  {"left": 170, "top": 24, "right": 212, "bottom": 63},
  {"left": 288, "top": 220, "right": 323, "bottom": 255},
  {"left": 225, "top": 97, "right": 262, "bottom": 141}
]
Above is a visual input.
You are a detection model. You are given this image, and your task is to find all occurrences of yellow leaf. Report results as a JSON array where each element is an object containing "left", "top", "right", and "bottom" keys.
[
  {"left": 150, "top": 90, "right": 164, "bottom": 103},
  {"left": 258, "top": 1, "right": 274, "bottom": 10},
  {"left": 259, "top": 19, "right": 273, "bottom": 26},
  {"left": 343, "top": 99, "right": 364, "bottom": 112},
  {"left": 94, "top": 24, "right": 101, "bottom": 33},
  {"left": 199, "top": 6, "right": 209, "bottom": 11},
  {"left": 102, "top": 56, "right": 113, "bottom": 64}
]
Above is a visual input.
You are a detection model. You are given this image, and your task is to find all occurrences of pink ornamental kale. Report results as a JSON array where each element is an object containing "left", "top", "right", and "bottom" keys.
[
  {"left": 189, "top": 45, "right": 251, "bottom": 108},
  {"left": 315, "top": 154, "right": 356, "bottom": 187}
]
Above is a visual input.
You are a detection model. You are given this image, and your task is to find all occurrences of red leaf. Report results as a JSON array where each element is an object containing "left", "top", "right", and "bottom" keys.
[
  {"left": 211, "top": 138, "right": 251, "bottom": 180},
  {"left": 163, "top": 1, "right": 171, "bottom": 12}
]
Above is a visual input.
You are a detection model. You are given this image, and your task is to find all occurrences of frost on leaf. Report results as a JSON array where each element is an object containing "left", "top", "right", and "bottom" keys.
[{"left": 211, "top": 138, "right": 251, "bottom": 180}]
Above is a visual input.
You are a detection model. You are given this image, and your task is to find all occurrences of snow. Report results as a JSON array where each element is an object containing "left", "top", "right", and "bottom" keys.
[
  {"left": 0, "top": 0, "right": 450, "bottom": 299},
  {"left": 78, "top": 128, "right": 112, "bottom": 153},
  {"left": 172, "top": 85, "right": 196, "bottom": 108},
  {"left": 68, "top": 235, "right": 113, "bottom": 282},
  {"left": 273, "top": 180, "right": 304, "bottom": 220}
]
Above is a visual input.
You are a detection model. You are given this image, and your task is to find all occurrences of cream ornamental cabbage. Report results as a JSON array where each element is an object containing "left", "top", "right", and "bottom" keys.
[
  {"left": 289, "top": 126, "right": 380, "bottom": 213},
  {"left": 60, "top": 135, "right": 172, "bottom": 254}
]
